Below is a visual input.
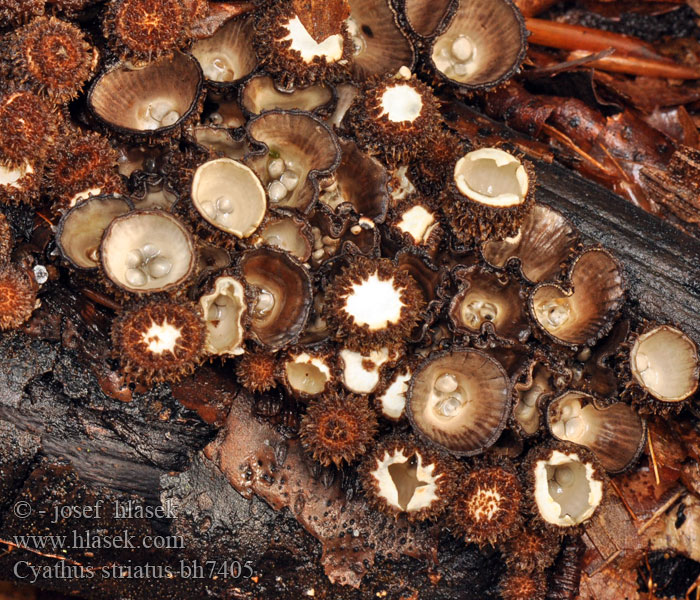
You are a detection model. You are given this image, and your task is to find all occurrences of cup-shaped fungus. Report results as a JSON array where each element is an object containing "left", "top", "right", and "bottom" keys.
[
  {"left": 529, "top": 247, "right": 625, "bottom": 348},
  {"left": 255, "top": 212, "right": 313, "bottom": 262},
  {"left": 191, "top": 158, "right": 266, "bottom": 239},
  {"left": 398, "top": 0, "right": 453, "bottom": 38},
  {"left": 445, "top": 148, "right": 534, "bottom": 244},
  {"left": 449, "top": 463, "right": 523, "bottom": 547},
  {"left": 511, "top": 360, "right": 564, "bottom": 438},
  {"left": 198, "top": 273, "right": 247, "bottom": 357},
  {"left": 547, "top": 391, "right": 645, "bottom": 473},
  {"left": 407, "top": 349, "right": 511, "bottom": 455},
  {"left": 282, "top": 348, "right": 334, "bottom": 399},
  {"left": 323, "top": 256, "right": 424, "bottom": 352},
  {"left": 57, "top": 195, "right": 133, "bottom": 270},
  {"left": 625, "top": 324, "right": 700, "bottom": 412},
  {"left": 346, "top": 0, "right": 414, "bottom": 80},
  {"left": 112, "top": 300, "right": 206, "bottom": 384},
  {"left": 448, "top": 266, "right": 530, "bottom": 343},
  {"left": 345, "top": 71, "right": 444, "bottom": 166},
  {"left": 300, "top": 390, "right": 378, "bottom": 467},
  {"left": 88, "top": 52, "right": 203, "bottom": 138},
  {"left": 428, "top": 0, "right": 527, "bottom": 92},
  {"left": 319, "top": 139, "right": 389, "bottom": 224},
  {"left": 239, "top": 248, "right": 313, "bottom": 350},
  {"left": 245, "top": 110, "right": 341, "bottom": 213},
  {"left": 240, "top": 75, "right": 335, "bottom": 116},
  {"left": 481, "top": 205, "right": 579, "bottom": 284},
  {"left": 525, "top": 443, "right": 605, "bottom": 531},
  {"left": 191, "top": 17, "right": 257, "bottom": 85},
  {"left": 360, "top": 436, "right": 457, "bottom": 521},
  {"left": 374, "top": 360, "right": 418, "bottom": 422},
  {"left": 100, "top": 210, "right": 197, "bottom": 295},
  {"left": 253, "top": 1, "right": 352, "bottom": 89}
]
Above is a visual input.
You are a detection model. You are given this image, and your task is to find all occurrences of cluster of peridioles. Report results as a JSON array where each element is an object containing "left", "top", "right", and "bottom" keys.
[{"left": 0, "top": 1, "right": 698, "bottom": 598}]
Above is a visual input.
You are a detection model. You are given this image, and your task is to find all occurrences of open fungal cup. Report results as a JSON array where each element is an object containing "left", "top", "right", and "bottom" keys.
[
  {"left": 448, "top": 268, "right": 529, "bottom": 343},
  {"left": 629, "top": 325, "right": 700, "bottom": 404},
  {"left": 191, "top": 158, "right": 266, "bottom": 239},
  {"left": 100, "top": 210, "right": 196, "bottom": 294},
  {"left": 191, "top": 17, "right": 257, "bottom": 85},
  {"left": 198, "top": 275, "right": 247, "bottom": 357},
  {"left": 283, "top": 351, "right": 333, "bottom": 398},
  {"left": 339, "top": 347, "right": 397, "bottom": 394},
  {"left": 88, "top": 52, "right": 202, "bottom": 136},
  {"left": 245, "top": 110, "right": 341, "bottom": 213},
  {"left": 528, "top": 446, "right": 604, "bottom": 529},
  {"left": 447, "top": 147, "right": 533, "bottom": 243},
  {"left": 239, "top": 248, "right": 313, "bottom": 350},
  {"left": 241, "top": 75, "right": 334, "bottom": 116},
  {"left": 481, "top": 205, "right": 579, "bottom": 284},
  {"left": 429, "top": 0, "right": 527, "bottom": 91},
  {"left": 530, "top": 248, "right": 625, "bottom": 347},
  {"left": 361, "top": 437, "right": 456, "bottom": 521},
  {"left": 346, "top": 0, "right": 414, "bottom": 80},
  {"left": 407, "top": 349, "right": 511, "bottom": 455},
  {"left": 57, "top": 195, "right": 132, "bottom": 270},
  {"left": 455, "top": 148, "right": 528, "bottom": 209},
  {"left": 400, "top": 0, "right": 453, "bottom": 38},
  {"left": 547, "top": 391, "right": 645, "bottom": 473},
  {"left": 256, "top": 214, "right": 313, "bottom": 262}
]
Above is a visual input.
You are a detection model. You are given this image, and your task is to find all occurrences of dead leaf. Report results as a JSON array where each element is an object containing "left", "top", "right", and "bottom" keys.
[{"left": 292, "top": 0, "right": 350, "bottom": 43}]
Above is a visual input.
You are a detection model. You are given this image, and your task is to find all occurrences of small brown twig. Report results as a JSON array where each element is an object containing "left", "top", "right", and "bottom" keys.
[{"left": 648, "top": 429, "right": 661, "bottom": 486}]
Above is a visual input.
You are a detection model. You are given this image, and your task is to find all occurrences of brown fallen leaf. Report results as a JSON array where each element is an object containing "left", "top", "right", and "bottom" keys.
[
  {"left": 579, "top": 565, "right": 640, "bottom": 600},
  {"left": 292, "top": 0, "right": 350, "bottom": 42}
]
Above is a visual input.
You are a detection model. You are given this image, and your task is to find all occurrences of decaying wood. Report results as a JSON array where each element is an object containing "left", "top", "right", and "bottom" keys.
[{"left": 0, "top": 101, "right": 698, "bottom": 599}]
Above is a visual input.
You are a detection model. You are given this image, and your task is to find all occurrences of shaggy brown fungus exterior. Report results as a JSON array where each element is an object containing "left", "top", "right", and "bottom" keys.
[
  {"left": 112, "top": 300, "right": 206, "bottom": 384},
  {"left": 300, "top": 390, "right": 378, "bottom": 467},
  {"left": 235, "top": 351, "right": 280, "bottom": 393},
  {"left": 0, "top": 88, "right": 57, "bottom": 166},
  {"left": 499, "top": 568, "right": 547, "bottom": 600},
  {"left": 0, "top": 213, "right": 11, "bottom": 267},
  {"left": 0, "top": 266, "right": 37, "bottom": 330},
  {"left": 324, "top": 256, "right": 424, "bottom": 352},
  {"left": 450, "top": 463, "right": 523, "bottom": 547},
  {"left": 0, "top": 0, "right": 44, "bottom": 26},
  {"left": 104, "top": 0, "right": 190, "bottom": 62},
  {"left": 502, "top": 521, "right": 560, "bottom": 572},
  {"left": 360, "top": 435, "right": 457, "bottom": 521},
  {"left": 9, "top": 17, "right": 99, "bottom": 104},
  {"left": 45, "top": 130, "right": 120, "bottom": 201},
  {"left": 345, "top": 71, "right": 444, "bottom": 166}
]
